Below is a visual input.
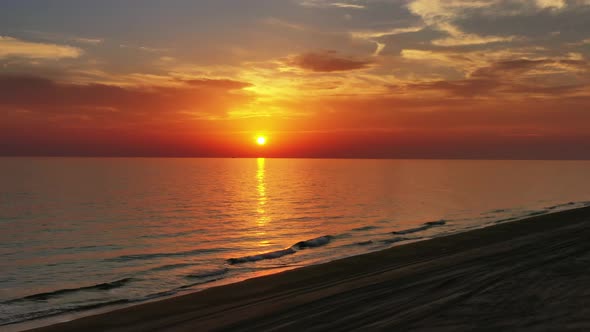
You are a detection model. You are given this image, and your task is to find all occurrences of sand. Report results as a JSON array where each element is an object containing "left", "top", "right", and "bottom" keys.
[{"left": 30, "top": 207, "right": 590, "bottom": 331}]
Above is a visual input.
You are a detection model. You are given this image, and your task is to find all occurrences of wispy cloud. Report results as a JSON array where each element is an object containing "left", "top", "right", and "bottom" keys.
[
  {"left": 71, "top": 37, "right": 103, "bottom": 45},
  {"left": 262, "top": 18, "right": 307, "bottom": 31},
  {"left": 431, "top": 23, "right": 517, "bottom": 46},
  {"left": 373, "top": 42, "right": 386, "bottom": 56},
  {"left": 351, "top": 26, "right": 425, "bottom": 39},
  {"left": 119, "top": 44, "right": 169, "bottom": 53},
  {"left": 0, "top": 36, "right": 82, "bottom": 59},
  {"left": 331, "top": 3, "right": 366, "bottom": 9},
  {"left": 400, "top": 57, "right": 589, "bottom": 99},
  {"left": 407, "top": 0, "right": 518, "bottom": 46},
  {"left": 536, "top": 0, "right": 566, "bottom": 9},
  {"left": 24, "top": 30, "right": 103, "bottom": 45},
  {"left": 299, "top": 0, "right": 366, "bottom": 9},
  {"left": 0, "top": 74, "right": 253, "bottom": 119}
]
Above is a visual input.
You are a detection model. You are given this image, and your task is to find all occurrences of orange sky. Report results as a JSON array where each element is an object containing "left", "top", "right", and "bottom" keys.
[{"left": 1, "top": 0, "right": 589, "bottom": 158}]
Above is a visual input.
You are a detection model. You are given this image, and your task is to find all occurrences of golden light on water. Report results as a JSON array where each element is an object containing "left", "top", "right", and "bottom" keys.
[{"left": 256, "top": 158, "right": 270, "bottom": 228}]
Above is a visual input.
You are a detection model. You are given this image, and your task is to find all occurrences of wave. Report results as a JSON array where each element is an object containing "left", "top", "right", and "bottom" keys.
[
  {"left": 185, "top": 268, "right": 229, "bottom": 279},
  {"left": 227, "top": 248, "right": 296, "bottom": 265},
  {"left": 105, "top": 247, "right": 227, "bottom": 262},
  {"left": 424, "top": 220, "right": 446, "bottom": 226},
  {"left": 546, "top": 202, "right": 575, "bottom": 210},
  {"left": 351, "top": 225, "right": 378, "bottom": 232},
  {"left": 227, "top": 235, "right": 334, "bottom": 265},
  {"left": 392, "top": 225, "right": 430, "bottom": 235},
  {"left": 495, "top": 217, "right": 518, "bottom": 224},
  {"left": 523, "top": 210, "right": 549, "bottom": 217},
  {"left": 392, "top": 220, "right": 446, "bottom": 235},
  {"left": 494, "top": 206, "right": 573, "bottom": 224},
  {"left": 381, "top": 237, "right": 407, "bottom": 244},
  {"left": 484, "top": 209, "right": 507, "bottom": 215},
  {"left": 0, "top": 299, "right": 131, "bottom": 326},
  {"left": 2, "top": 270, "right": 229, "bottom": 325},
  {"left": 6, "top": 278, "right": 135, "bottom": 303},
  {"left": 149, "top": 263, "right": 199, "bottom": 272},
  {"left": 293, "top": 235, "right": 332, "bottom": 249},
  {"left": 59, "top": 244, "right": 121, "bottom": 251},
  {"left": 177, "top": 278, "right": 222, "bottom": 290}
]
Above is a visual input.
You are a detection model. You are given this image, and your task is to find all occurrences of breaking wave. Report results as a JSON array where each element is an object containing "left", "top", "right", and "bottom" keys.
[
  {"left": 6, "top": 278, "right": 135, "bottom": 303},
  {"left": 105, "top": 248, "right": 227, "bottom": 262},
  {"left": 227, "top": 235, "right": 334, "bottom": 265},
  {"left": 227, "top": 248, "right": 296, "bottom": 265},
  {"left": 392, "top": 220, "right": 446, "bottom": 235},
  {"left": 185, "top": 268, "right": 229, "bottom": 279}
]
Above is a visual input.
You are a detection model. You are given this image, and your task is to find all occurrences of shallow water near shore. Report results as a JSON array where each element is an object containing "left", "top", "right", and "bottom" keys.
[{"left": 2, "top": 158, "right": 590, "bottom": 328}]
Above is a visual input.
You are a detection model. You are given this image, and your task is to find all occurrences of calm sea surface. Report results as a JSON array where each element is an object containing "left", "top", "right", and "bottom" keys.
[{"left": 1, "top": 158, "right": 590, "bottom": 328}]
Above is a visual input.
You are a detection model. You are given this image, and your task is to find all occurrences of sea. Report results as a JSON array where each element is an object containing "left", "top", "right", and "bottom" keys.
[{"left": 1, "top": 158, "right": 590, "bottom": 330}]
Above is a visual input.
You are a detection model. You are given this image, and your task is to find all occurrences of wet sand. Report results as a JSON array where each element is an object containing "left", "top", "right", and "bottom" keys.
[{"left": 31, "top": 207, "right": 590, "bottom": 331}]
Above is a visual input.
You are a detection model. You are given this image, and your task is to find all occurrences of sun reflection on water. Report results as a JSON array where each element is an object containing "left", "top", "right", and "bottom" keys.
[{"left": 256, "top": 158, "right": 270, "bottom": 230}]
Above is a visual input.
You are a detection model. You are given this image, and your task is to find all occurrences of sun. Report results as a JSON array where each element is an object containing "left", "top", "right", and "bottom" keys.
[{"left": 256, "top": 136, "right": 267, "bottom": 146}]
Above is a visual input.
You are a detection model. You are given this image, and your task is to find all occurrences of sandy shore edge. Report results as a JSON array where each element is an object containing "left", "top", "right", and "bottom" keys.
[{"left": 28, "top": 206, "right": 590, "bottom": 331}]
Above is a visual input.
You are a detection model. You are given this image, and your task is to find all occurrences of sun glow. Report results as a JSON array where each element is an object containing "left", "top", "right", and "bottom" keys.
[{"left": 256, "top": 136, "right": 267, "bottom": 146}]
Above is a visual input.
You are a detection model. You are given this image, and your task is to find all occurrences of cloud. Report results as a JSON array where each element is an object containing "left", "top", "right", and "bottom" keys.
[
  {"left": 351, "top": 26, "right": 425, "bottom": 40},
  {"left": 536, "top": 0, "right": 566, "bottom": 9},
  {"left": 431, "top": 22, "right": 517, "bottom": 46},
  {"left": 407, "top": 0, "right": 493, "bottom": 23},
  {"left": 22, "top": 30, "right": 104, "bottom": 45},
  {"left": 407, "top": 1, "right": 519, "bottom": 46},
  {"left": 470, "top": 58, "right": 549, "bottom": 77},
  {"left": 262, "top": 18, "right": 307, "bottom": 31},
  {"left": 284, "top": 92, "right": 590, "bottom": 159},
  {"left": 119, "top": 44, "right": 168, "bottom": 53},
  {"left": 331, "top": 3, "right": 366, "bottom": 9},
  {"left": 400, "top": 49, "right": 470, "bottom": 69},
  {"left": 288, "top": 51, "right": 374, "bottom": 72},
  {"left": 402, "top": 58, "right": 589, "bottom": 97},
  {"left": 351, "top": 25, "right": 426, "bottom": 57},
  {"left": 71, "top": 37, "right": 103, "bottom": 45},
  {"left": 406, "top": 78, "right": 500, "bottom": 96},
  {"left": 470, "top": 58, "right": 589, "bottom": 78},
  {"left": 0, "top": 36, "right": 82, "bottom": 59},
  {"left": 299, "top": 0, "right": 365, "bottom": 8},
  {"left": 0, "top": 74, "right": 263, "bottom": 157},
  {"left": 397, "top": 43, "right": 588, "bottom": 80},
  {"left": 373, "top": 42, "right": 386, "bottom": 56},
  {"left": 0, "top": 75, "right": 253, "bottom": 122},
  {"left": 449, "top": 1, "right": 590, "bottom": 49},
  {"left": 182, "top": 78, "right": 253, "bottom": 90}
]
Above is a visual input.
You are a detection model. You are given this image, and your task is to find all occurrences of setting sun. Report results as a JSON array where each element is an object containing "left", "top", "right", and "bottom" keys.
[{"left": 256, "top": 136, "right": 267, "bottom": 146}]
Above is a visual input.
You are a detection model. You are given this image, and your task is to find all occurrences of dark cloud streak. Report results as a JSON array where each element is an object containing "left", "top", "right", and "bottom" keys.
[
  {"left": 289, "top": 51, "right": 374, "bottom": 72},
  {"left": 0, "top": 75, "right": 252, "bottom": 118},
  {"left": 401, "top": 58, "right": 589, "bottom": 97}
]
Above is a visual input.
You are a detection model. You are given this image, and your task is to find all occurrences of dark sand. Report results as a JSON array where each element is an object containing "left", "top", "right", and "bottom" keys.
[{"left": 31, "top": 207, "right": 590, "bottom": 331}]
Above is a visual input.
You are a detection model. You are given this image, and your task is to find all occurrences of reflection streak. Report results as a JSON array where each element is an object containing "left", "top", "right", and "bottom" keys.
[{"left": 256, "top": 158, "right": 270, "bottom": 227}]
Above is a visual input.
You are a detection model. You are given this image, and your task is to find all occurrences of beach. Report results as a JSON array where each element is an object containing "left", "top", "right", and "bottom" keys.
[
  {"left": 4, "top": 0, "right": 590, "bottom": 330},
  {"left": 28, "top": 206, "right": 590, "bottom": 331}
]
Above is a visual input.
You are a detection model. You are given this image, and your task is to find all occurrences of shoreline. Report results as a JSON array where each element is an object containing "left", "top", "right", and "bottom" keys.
[{"left": 25, "top": 206, "right": 590, "bottom": 331}]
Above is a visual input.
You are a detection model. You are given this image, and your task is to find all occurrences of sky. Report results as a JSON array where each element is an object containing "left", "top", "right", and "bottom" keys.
[{"left": 1, "top": 0, "right": 589, "bottom": 158}]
